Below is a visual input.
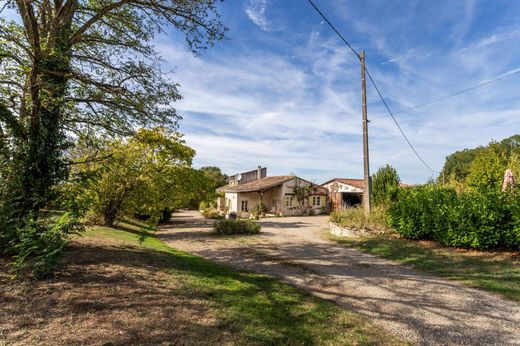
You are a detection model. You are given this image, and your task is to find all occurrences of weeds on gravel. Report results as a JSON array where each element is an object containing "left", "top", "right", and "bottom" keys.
[{"left": 330, "top": 206, "right": 389, "bottom": 231}]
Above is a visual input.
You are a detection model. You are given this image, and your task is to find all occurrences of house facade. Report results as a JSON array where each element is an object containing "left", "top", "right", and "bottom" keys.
[
  {"left": 321, "top": 178, "right": 365, "bottom": 211},
  {"left": 217, "top": 167, "right": 328, "bottom": 218}
]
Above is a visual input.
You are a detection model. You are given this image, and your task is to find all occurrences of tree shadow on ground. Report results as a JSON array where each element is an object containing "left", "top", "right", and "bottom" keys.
[{"left": 0, "top": 229, "right": 389, "bottom": 346}]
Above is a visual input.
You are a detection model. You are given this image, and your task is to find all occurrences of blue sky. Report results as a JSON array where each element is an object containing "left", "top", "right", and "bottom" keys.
[
  {"left": 4, "top": 1, "right": 520, "bottom": 184},
  {"left": 158, "top": 0, "right": 520, "bottom": 184}
]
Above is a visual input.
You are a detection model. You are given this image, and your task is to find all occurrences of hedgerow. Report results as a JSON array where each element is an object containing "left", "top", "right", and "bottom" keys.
[{"left": 388, "top": 185, "right": 520, "bottom": 250}]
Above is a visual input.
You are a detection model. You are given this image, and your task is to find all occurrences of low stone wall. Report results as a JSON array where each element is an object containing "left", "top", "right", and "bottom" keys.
[{"left": 329, "top": 222, "right": 370, "bottom": 238}]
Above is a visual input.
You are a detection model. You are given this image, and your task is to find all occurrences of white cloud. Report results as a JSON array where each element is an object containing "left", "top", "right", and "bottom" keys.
[
  {"left": 243, "top": 0, "right": 280, "bottom": 32},
  {"left": 156, "top": 37, "right": 368, "bottom": 181},
  {"left": 465, "top": 29, "right": 519, "bottom": 51},
  {"left": 154, "top": 2, "right": 520, "bottom": 184}
]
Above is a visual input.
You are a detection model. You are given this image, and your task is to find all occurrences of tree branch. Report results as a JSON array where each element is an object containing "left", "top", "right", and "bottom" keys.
[{"left": 69, "top": 0, "right": 131, "bottom": 45}]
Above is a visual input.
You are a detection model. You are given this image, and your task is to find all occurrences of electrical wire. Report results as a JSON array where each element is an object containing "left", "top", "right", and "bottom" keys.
[
  {"left": 306, "top": 0, "right": 359, "bottom": 59},
  {"left": 371, "top": 68, "right": 520, "bottom": 120},
  {"left": 306, "top": 0, "right": 438, "bottom": 173},
  {"left": 364, "top": 68, "right": 438, "bottom": 173}
]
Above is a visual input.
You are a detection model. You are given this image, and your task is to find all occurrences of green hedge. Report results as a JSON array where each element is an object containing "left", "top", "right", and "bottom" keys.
[
  {"left": 213, "top": 219, "right": 261, "bottom": 235},
  {"left": 388, "top": 185, "right": 520, "bottom": 250}
]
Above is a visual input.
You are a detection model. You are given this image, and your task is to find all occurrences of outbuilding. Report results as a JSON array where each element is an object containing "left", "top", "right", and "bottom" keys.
[{"left": 321, "top": 178, "right": 365, "bottom": 210}]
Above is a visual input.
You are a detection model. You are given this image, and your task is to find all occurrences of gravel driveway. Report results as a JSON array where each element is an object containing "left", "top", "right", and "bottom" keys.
[{"left": 158, "top": 210, "right": 520, "bottom": 345}]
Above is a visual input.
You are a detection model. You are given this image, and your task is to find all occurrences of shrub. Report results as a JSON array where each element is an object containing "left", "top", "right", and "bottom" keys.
[
  {"left": 372, "top": 165, "right": 401, "bottom": 206},
  {"left": 388, "top": 185, "right": 457, "bottom": 240},
  {"left": 134, "top": 207, "right": 173, "bottom": 224},
  {"left": 388, "top": 185, "right": 520, "bottom": 250},
  {"left": 10, "top": 213, "right": 84, "bottom": 278},
  {"left": 251, "top": 202, "right": 267, "bottom": 218},
  {"left": 330, "top": 206, "right": 389, "bottom": 231},
  {"left": 213, "top": 219, "right": 261, "bottom": 235},
  {"left": 199, "top": 201, "right": 208, "bottom": 210},
  {"left": 201, "top": 207, "right": 222, "bottom": 219}
]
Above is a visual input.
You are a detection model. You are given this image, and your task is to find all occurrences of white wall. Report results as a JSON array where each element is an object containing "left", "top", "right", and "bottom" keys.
[{"left": 224, "top": 193, "right": 238, "bottom": 214}]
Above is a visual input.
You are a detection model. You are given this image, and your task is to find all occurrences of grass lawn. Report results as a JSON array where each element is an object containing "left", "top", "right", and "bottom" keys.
[
  {"left": 331, "top": 233, "right": 520, "bottom": 302},
  {"left": 1, "top": 223, "right": 403, "bottom": 345}
]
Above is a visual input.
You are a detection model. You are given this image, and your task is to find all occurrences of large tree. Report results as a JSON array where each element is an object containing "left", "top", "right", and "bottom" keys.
[
  {"left": 0, "top": 1, "right": 226, "bottom": 223},
  {"left": 67, "top": 127, "right": 208, "bottom": 226},
  {"left": 200, "top": 166, "right": 228, "bottom": 188}
]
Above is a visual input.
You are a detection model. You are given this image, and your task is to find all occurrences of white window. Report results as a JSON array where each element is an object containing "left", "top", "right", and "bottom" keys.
[
  {"left": 312, "top": 196, "right": 321, "bottom": 206},
  {"left": 241, "top": 200, "right": 248, "bottom": 212},
  {"left": 285, "top": 196, "right": 293, "bottom": 207}
]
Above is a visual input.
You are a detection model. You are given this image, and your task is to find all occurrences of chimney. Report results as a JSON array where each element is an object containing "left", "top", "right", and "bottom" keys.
[{"left": 257, "top": 166, "right": 262, "bottom": 180}]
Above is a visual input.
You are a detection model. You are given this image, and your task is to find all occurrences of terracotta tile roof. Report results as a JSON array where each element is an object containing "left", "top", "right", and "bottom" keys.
[
  {"left": 322, "top": 178, "right": 365, "bottom": 189},
  {"left": 217, "top": 175, "right": 294, "bottom": 193},
  {"left": 322, "top": 178, "right": 411, "bottom": 190}
]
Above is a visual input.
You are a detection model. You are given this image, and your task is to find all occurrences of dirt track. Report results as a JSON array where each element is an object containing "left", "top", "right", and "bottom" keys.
[{"left": 158, "top": 210, "right": 520, "bottom": 345}]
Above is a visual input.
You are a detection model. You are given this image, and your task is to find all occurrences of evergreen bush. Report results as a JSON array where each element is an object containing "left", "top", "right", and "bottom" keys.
[
  {"left": 213, "top": 219, "right": 261, "bottom": 235},
  {"left": 388, "top": 185, "right": 520, "bottom": 250}
]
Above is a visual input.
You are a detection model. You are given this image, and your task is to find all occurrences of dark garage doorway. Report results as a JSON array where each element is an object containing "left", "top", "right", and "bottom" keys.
[{"left": 342, "top": 192, "right": 362, "bottom": 207}]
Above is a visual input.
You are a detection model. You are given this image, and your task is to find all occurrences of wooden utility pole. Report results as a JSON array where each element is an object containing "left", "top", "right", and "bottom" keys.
[{"left": 360, "top": 50, "right": 371, "bottom": 215}]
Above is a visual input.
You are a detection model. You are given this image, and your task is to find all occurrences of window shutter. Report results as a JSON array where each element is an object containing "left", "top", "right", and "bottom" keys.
[
  {"left": 321, "top": 196, "right": 326, "bottom": 206},
  {"left": 308, "top": 196, "right": 313, "bottom": 206}
]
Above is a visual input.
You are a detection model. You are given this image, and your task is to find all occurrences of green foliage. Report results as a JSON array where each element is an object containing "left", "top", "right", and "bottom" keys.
[
  {"left": 183, "top": 167, "right": 225, "bottom": 209},
  {"left": 330, "top": 206, "right": 389, "bottom": 231},
  {"left": 439, "top": 134, "right": 520, "bottom": 189},
  {"left": 10, "top": 213, "right": 84, "bottom": 278},
  {"left": 388, "top": 185, "right": 520, "bottom": 249},
  {"left": 439, "top": 147, "right": 484, "bottom": 183},
  {"left": 200, "top": 166, "right": 229, "bottom": 188},
  {"left": 0, "top": 1, "right": 226, "bottom": 270},
  {"left": 213, "top": 219, "right": 261, "bottom": 235},
  {"left": 466, "top": 142, "right": 509, "bottom": 190},
  {"left": 293, "top": 178, "right": 319, "bottom": 213},
  {"left": 182, "top": 166, "right": 229, "bottom": 209},
  {"left": 199, "top": 201, "right": 208, "bottom": 210},
  {"left": 251, "top": 202, "right": 268, "bottom": 218},
  {"left": 65, "top": 127, "right": 209, "bottom": 226},
  {"left": 371, "top": 165, "right": 400, "bottom": 206}
]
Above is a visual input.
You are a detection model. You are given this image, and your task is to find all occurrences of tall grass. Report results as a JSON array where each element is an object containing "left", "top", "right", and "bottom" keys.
[{"left": 330, "top": 206, "right": 389, "bottom": 231}]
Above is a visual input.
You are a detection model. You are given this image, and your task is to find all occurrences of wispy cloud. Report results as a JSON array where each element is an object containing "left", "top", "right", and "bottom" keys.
[
  {"left": 462, "top": 29, "right": 520, "bottom": 51},
  {"left": 243, "top": 0, "right": 281, "bottom": 32},
  {"left": 152, "top": 1, "right": 520, "bottom": 183}
]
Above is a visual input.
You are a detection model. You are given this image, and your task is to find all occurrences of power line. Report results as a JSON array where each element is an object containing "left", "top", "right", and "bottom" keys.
[
  {"left": 364, "top": 69, "right": 438, "bottom": 173},
  {"left": 306, "top": 0, "right": 359, "bottom": 59},
  {"left": 306, "top": 0, "right": 438, "bottom": 174},
  {"left": 371, "top": 68, "right": 520, "bottom": 120}
]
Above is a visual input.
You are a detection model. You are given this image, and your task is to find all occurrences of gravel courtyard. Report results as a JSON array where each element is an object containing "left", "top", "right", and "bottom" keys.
[{"left": 158, "top": 210, "right": 520, "bottom": 345}]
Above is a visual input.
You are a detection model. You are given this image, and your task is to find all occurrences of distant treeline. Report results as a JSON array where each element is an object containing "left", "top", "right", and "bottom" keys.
[{"left": 439, "top": 134, "right": 520, "bottom": 190}]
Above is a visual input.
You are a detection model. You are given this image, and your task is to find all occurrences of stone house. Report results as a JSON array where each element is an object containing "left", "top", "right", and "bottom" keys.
[{"left": 217, "top": 167, "right": 327, "bottom": 218}]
